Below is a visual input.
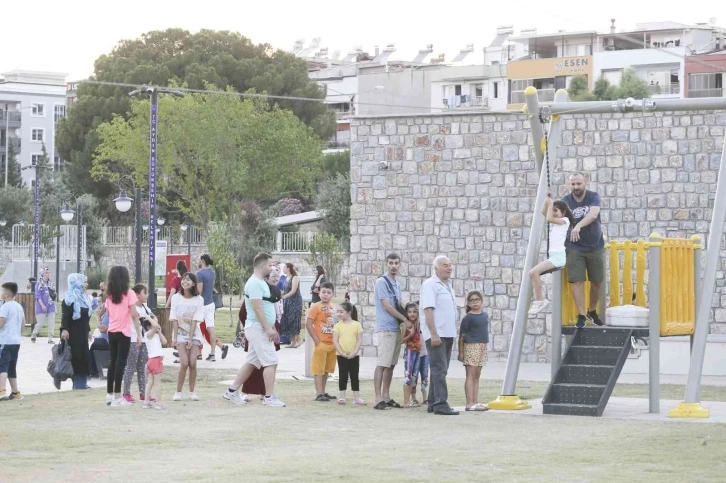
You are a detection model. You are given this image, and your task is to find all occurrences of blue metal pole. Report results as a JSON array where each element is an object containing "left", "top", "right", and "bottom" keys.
[{"left": 148, "top": 88, "right": 158, "bottom": 310}]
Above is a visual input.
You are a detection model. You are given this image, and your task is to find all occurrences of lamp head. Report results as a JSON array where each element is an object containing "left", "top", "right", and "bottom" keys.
[{"left": 113, "top": 190, "right": 133, "bottom": 213}]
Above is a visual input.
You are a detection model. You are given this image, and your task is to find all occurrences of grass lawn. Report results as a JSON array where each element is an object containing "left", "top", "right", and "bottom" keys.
[{"left": 3, "top": 370, "right": 726, "bottom": 483}]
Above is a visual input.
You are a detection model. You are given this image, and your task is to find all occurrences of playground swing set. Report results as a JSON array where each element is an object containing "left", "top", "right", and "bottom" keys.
[{"left": 487, "top": 87, "right": 726, "bottom": 418}]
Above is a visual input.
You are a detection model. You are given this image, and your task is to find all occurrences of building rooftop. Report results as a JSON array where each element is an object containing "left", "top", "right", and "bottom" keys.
[
  {"left": 0, "top": 70, "right": 67, "bottom": 86},
  {"left": 274, "top": 211, "right": 323, "bottom": 227}
]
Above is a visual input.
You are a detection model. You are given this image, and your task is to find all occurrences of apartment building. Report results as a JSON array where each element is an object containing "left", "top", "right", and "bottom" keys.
[
  {"left": 685, "top": 52, "right": 726, "bottom": 98},
  {"left": 0, "top": 70, "right": 67, "bottom": 186}
]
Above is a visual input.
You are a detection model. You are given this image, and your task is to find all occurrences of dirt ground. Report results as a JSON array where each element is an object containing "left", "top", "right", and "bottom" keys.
[{"left": 2, "top": 370, "right": 725, "bottom": 483}]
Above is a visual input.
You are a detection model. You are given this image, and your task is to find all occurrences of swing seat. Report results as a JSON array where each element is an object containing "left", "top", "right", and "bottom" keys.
[{"left": 541, "top": 266, "right": 564, "bottom": 276}]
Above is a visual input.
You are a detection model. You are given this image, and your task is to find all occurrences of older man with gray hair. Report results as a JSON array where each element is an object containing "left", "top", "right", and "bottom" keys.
[{"left": 419, "top": 255, "right": 459, "bottom": 416}]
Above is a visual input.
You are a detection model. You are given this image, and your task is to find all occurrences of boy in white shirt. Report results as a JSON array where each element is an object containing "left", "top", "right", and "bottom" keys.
[{"left": 0, "top": 282, "right": 26, "bottom": 400}]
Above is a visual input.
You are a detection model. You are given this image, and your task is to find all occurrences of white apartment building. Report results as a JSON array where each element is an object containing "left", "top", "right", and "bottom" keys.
[{"left": 0, "top": 70, "right": 67, "bottom": 187}]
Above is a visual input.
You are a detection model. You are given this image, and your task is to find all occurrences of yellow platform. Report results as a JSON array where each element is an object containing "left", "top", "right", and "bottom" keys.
[
  {"left": 488, "top": 395, "right": 532, "bottom": 411},
  {"left": 669, "top": 402, "right": 710, "bottom": 419}
]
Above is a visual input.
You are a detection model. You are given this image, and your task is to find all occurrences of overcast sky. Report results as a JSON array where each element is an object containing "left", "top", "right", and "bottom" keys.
[{"left": 2, "top": 0, "right": 721, "bottom": 81}]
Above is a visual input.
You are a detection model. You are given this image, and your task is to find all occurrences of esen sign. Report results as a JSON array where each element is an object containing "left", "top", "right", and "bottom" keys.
[{"left": 554, "top": 57, "right": 589, "bottom": 74}]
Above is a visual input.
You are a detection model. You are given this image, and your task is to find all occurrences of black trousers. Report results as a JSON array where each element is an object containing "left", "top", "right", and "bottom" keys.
[
  {"left": 107, "top": 332, "right": 130, "bottom": 394},
  {"left": 337, "top": 355, "right": 360, "bottom": 392}
]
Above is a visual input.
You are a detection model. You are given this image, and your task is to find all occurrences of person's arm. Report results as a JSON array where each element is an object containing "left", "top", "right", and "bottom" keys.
[
  {"left": 312, "top": 275, "right": 322, "bottom": 294},
  {"left": 130, "top": 305, "right": 142, "bottom": 347},
  {"left": 375, "top": 279, "right": 407, "bottom": 323},
  {"left": 457, "top": 317, "right": 467, "bottom": 361},
  {"left": 165, "top": 288, "right": 177, "bottom": 307},
  {"left": 575, "top": 205, "right": 600, "bottom": 229},
  {"left": 351, "top": 326, "right": 363, "bottom": 359},
  {"left": 541, "top": 196, "right": 551, "bottom": 217},
  {"left": 171, "top": 319, "right": 178, "bottom": 347},
  {"left": 35, "top": 288, "right": 47, "bottom": 312},
  {"left": 333, "top": 330, "right": 345, "bottom": 356},
  {"left": 281, "top": 276, "right": 299, "bottom": 300},
  {"left": 249, "top": 298, "right": 278, "bottom": 344},
  {"left": 305, "top": 311, "right": 320, "bottom": 346},
  {"left": 401, "top": 321, "right": 414, "bottom": 343},
  {"left": 60, "top": 302, "right": 72, "bottom": 340},
  {"left": 424, "top": 308, "right": 439, "bottom": 345},
  {"left": 0, "top": 318, "right": 6, "bottom": 330}
]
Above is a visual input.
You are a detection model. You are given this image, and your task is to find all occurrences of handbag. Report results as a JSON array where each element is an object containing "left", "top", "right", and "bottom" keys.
[
  {"left": 48, "top": 287, "right": 57, "bottom": 302},
  {"left": 213, "top": 292, "right": 223, "bottom": 309},
  {"left": 47, "top": 340, "right": 74, "bottom": 381}
]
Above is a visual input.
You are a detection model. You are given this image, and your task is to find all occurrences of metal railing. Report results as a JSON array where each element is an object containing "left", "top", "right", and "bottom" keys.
[
  {"left": 0, "top": 137, "right": 21, "bottom": 151},
  {"left": 688, "top": 88, "right": 723, "bottom": 98},
  {"left": 511, "top": 89, "right": 554, "bottom": 104},
  {"left": 10, "top": 224, "right": 87, "bottom": 264},
  {"left": 649, "top": 83, "right": 680, "bottom": 95},
  {"left": 442, "top": 96, "right": 490, "bottom": 109},
  {"left": 101, "top": 225, "right": 205, "bottom": 246},
  {"left": 0, "top": 111, "right": 22, "bottom": 123},
  {"left": 276, "top": 232, "right": 346, "bottom": 253},
  {"left": 324, "top": 141, "right": 350, "bottom": 149}
]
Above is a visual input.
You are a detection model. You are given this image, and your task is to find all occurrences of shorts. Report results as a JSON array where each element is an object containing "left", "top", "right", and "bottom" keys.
[
  {"left": 403, "top": 348, "right": 421, "bottom": 386},
  {"left": 548, "top": 250, "right": 566, "bottom": 269},
  {"left": 463, "top": 343, "right": 487, "bottom": 367},
  {"left": 567, "top": 248, "right": 605, "bottom": 283},
  {"left": 0, "top": 344, "right": 20, "bottom": 378},
  {"left": 146, "top": 356, "right": 163, "bottom": 375},
  {"left": 176, "top": 333, "right": 202, "bottom": 347},
  {"left": 311, "top": 343, "right": 337, "bottom": 376},
  {"left": 245, "top": 323, "right": 278, "bottom": 369},
  {"left": 203, "top": 303, "right": 215, "bottom": 328},
  {"left": 376, "top": 330, "right": 402, "bottom": 367}
]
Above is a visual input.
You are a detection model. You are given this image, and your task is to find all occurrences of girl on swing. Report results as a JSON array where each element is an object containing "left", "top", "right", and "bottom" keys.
[{"left": 529, "top": 190, "right": 575, "bottom": 316}]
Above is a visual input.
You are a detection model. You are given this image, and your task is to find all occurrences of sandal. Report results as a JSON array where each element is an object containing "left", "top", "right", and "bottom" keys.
[
  {"left": 373, "top": 401, "right": 391, "bottom": 410},
  {"left": 466, "top": 404, "right": 490, "bottom": 412},
  {"left": 353, "top": 399, "right": 366, "bottom": 406},
  {"left": 337, "top": 398, "right": 346, "bottom": 405},
  {"left": 386, "top": 399, "right": 402, "bottom": 409}
]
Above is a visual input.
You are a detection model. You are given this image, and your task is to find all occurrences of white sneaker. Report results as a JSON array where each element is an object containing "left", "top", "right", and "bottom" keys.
[
  {"left": 189, "top": 392, "right": 200, "bottom": 401},
  {"left": 142, "top": 401, "right": 153, "bottom": 409},
  {"left": 263, "top": 395, "right": 286, "bottom": 407},
  {"left": 110, "top": 397, "right": 131, "bottom": 407},
  {"left": 172, "top": 392, "right": 183, "bottom": 401},
  {"left": 105, "top": 394, "right": 114, "bottom": 406},
  {"left": 222, "top": 390, "right": 247, "bottom": 405},
  {"left": 528, "top": 299, "right": 550, "bottom": 316}
]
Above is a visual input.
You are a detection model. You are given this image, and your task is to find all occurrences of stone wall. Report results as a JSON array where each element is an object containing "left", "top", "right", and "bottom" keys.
[{"left": 348, "top": 110, "right": 726, "bottom": 361}]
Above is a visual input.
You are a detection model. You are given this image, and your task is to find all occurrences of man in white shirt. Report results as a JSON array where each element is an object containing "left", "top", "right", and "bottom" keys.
[{"left": 420, "top": 255, "right": 459, "bottom": 416}]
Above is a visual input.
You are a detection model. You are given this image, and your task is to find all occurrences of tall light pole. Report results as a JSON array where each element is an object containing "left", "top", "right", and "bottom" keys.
[
  {"left": 129, "top": 86, "right": 184, "bottom": 310},
  {"left": 113, "top": 188, "right": 141, "bottom": 283},
  {"left": 181, "top": 219, "right": 190, "bottom": 255},
  {"left": 60, "top": 205, "right": 76, "bottom": 276}
]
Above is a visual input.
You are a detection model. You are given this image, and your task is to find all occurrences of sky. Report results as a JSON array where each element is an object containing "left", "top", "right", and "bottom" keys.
[{"left": 2, "top": 0, "right": 722, "bottom": 81}]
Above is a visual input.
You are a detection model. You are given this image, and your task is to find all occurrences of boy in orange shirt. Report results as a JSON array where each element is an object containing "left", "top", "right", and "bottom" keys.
[{"left": 306, "top": 282, "right": 337, "bottom": 401}]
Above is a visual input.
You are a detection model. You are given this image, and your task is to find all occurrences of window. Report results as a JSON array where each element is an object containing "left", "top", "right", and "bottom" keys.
[
  {"left": 510, "top": 79, "right": 534, "bottom": 104},
  {"left": 31, "top": 129, "right": 44, "bottom": 142},
  {"left": 493, "top": 82, "right": 500, "bottom": 99},
  {"left": 31, "top": 103, "right": 45, "bottom": 116},
  {"left": 602, "top": 69, "right": 623, "bottom": 86},
  {"left": 688, "top": 73, "right": 723, "bottom": 97},
  {"left": 31, "top": 154, "right": 42, "bottom": 166},
  {"left": 649, "top": 70, "right": 680, "bottom": 94},
  {"left": 54, "top": 105, "right": 66, "bottom": 122}
]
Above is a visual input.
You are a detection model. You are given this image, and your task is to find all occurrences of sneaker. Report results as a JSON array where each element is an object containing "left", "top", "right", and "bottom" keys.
[
  {"left": 31, "top": 336, "right": 36, "bottom": 343},
  {"left": 8, "top": 392, "right": 24, "bottom": 401},
  {"left": 123, "top": 394, "right": 136, "bottom": 403},
  {"left": 323, "top": 393, "right": 335, "bottom": 400},
  {"left": 197, "top": 354, "right": 202, "bottom": 360},
  {"left": 315, "top": 394, "right": 329, "bottom": 402},
  {"left": 105, "top": 394, "right": 114, "bottom": 406},
  {"left": 242, "top": 394, "right": 251, "bottom": 402},
  {"left": 153, "top": 402, "right": 168, "bottom": 410},
  {"left": 528, "top": 300, "right": 549, "bottom": 316},
  {"left": 263, "top": 395, "right": 286, "bottom": 407},
  {"left": 0, "top": 390, "right": 7, "bottom": 400},
  {"left": 142, "top": 401, "right": 153, "bottom": 409},
  {"left": 576, "top": 315, "right": 587, "bottom": 329},
  {"left": 173, "top": 351, "right": 179, "bottom": 358},
  {"left": 223, "top": 390, "right": 247, "bottom": 405},
  {"left": 588, "top": 310, "right": 604, "bottom": 326},
  {"left": 189, "top": 392, "right": 200, "bottom": 401},
  {"left": 172, "top": 392, "right": 183, "bottom": 401},
  {"left": 221, "top": 345, "right": 229, "bottom": 360},
  {"left": 353, "top": 399, "right": 367, "bottom": 406},
  {"left": 139, "top": 394, "right": 145, "bottom": 401},
  {"left": 110, "top": 397, "right": 132, "bottom": 407},
  {"left": 206, "top": 354, "right": 216, "bottom": 362}
]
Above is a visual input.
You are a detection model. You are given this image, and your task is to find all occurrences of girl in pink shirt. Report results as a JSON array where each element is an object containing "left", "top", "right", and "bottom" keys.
[{"left": 104, "top": 266, "right": 142, "bottom": 407}]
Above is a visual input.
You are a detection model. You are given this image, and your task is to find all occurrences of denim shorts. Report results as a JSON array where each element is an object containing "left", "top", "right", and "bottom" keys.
[{"left": 548, "top": 250, "right": 566, "bottom": 269}]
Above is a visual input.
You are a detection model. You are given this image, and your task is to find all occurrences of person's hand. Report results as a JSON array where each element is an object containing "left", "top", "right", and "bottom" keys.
[
  {"left": 431, "top": 335, "right": 442, "bottom": 347},
  {"left": 186, "top": 340, "right": 192, "bottom": 350},
  {"left": 137, "top": 338, "right": 142, "bottom": 348},
  {"left": 39, "top": 303, "right": 47, "bottom": 313},
  {"left": 570, "top": 225, "right": 581, "bottom": 243},
  {"left": 314, "top": 339, "right": 320, "bottom": 347},
  {"left": 547, "top": 188, "right": 552, "bottom": 198},
  {"left": 61, "top": 329, "right": 69, "bottom": 340},
  {"left": 457, "top": 353, "right": 464, "bottom": 362}
]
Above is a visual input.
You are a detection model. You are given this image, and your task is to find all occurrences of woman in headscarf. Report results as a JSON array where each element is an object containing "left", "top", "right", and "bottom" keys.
[
  {"left": 31, "top": 267, "right": 57, "bottom": 343},
  {"left": 58, "top": 273, "right": 91, "bottom": 390}
]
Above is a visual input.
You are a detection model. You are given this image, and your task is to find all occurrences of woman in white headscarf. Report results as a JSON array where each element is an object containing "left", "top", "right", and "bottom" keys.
[{"left": 58, "top": 273, "right": 92, "bottom": 390}]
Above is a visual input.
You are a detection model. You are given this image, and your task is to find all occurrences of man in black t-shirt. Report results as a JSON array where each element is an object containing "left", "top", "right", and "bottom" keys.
[{"left": 562, "top": 173, "right": 605, "bottom": 329}]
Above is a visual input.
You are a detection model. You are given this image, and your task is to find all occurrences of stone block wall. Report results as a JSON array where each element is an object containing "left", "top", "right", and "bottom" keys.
[{"left": 348, "top": 110, "right": 726, "bottom": 361}]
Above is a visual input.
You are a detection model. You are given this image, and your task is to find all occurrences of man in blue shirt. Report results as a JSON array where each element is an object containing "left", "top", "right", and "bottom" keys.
[
  {"left": 197, "top": 254, "right": 228, "bottom": 361},
  {"left": 0, "top": 282, "right": 25, "bottom": 400},
  {"left": 562, "top": 173, "right": 605, "bottom": 329},
  {"left": 373, "top": 253, "right": 408, "bottom": 410}
]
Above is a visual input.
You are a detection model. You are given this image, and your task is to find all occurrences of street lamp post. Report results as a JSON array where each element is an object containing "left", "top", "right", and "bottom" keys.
[
  {"left": 129, "top": 86, "right": 184, "bottom": 310},
  {"left": 181, "top": 219, "right": 190, "bottom": 255},
  {"left": 60, "top": 205, "right": 76, "bottom": 283},
  {"left": 113, "top": 188, "right": 141, "bottom": 283}
]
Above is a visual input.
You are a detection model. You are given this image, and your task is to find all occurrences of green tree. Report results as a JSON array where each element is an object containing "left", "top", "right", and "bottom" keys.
[
  {"left": 302, "top": 232, "right": 346, "bottom": 287},
  {"left": 567, "top": 75, "right": 594, "bottom": 101},
  {"left": 0, "top": 187, "right": 32, "bottom": 240},
  {"left": 2, "top": 143, "right": 23, "bottom": 188},
  {"left": 55, "top": 28, "right": 336, "bottom": 208},
  {"left": 617, "top": 69, "right": 650, "bottom": 99},
  {"left": 570, "top": 70, "right": 650, "bottom": 102},
  {"left": 315, "top": 173, "right": 351, "bottom": 248},
  {"left": 321, "top": 150, "right": 350, "bottom": 177},
  {"left": 92, "top": 91, "right": 323, "bottom": 229}
]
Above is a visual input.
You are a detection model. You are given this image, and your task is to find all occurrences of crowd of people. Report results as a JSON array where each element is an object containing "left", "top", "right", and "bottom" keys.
[{"left": 0, "top": 173, "right": 605, "bottom": 415}]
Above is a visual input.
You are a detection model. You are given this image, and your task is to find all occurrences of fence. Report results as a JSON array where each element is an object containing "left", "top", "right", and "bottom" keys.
[
  {"left": 276, "top": 232, "right": 346, "bottom": 253},
  {"left": 101, "top": 225, "right": 205, "bottom": 247},
  {"left": 560, "top": 235, "right": 699, "bottom": 336},
  {"left": 11, "top": 224, "right": 86, "bottom": 265}
]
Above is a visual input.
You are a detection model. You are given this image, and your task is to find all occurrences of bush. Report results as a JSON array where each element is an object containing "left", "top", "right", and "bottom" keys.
[
  {"left": 302, "top": 232, "right": 346, "bottom": 287},
  {"left": 86, "top": 265, "right": 107, "bottom": 290},
  {"left": 269, "top": 198, "right": 306, "bottom": 218}
]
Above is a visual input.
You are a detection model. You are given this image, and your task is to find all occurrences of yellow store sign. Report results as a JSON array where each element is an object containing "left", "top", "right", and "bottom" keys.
[{"left": 508, "top": 56, "right": 593, "bottom": 80}]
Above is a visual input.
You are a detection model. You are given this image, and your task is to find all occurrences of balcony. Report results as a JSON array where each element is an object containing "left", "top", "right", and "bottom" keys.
[
  {"left": 335, "top": 110, "right": 353, "bottom": 119},
  {"left": 688, "top": 88, "right": 724, "bottom": 98},
  {"left": 442, "top": 95, "right": 490, "bottom": 109},
  {"left": 510, "top": 88, "right": 555, "bottom": 104},
  {"left": 649, "top": 83, "right": 680, "bottom": 96},
  {"left": 323, "top": 140, "right": 350, "bottom": 150},
  {"left": 0, "top": 110, "right": 21, "bottom": 129},
  {"left": 0, "top": 136, "right": 21, "bottom": 152}
]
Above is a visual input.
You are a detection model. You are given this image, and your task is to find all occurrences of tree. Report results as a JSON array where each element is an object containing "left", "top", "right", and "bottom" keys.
[
  {"left": 569, "top": 70, "right": 650, "bottom": 102},
  {"left": 303, "top": 232, "right": 346, "bottom": 287},
  {"left": 316, "top": 173, "right": 351, "bottom": 249},
  {"left": 567, "top": 75, "right": 594, "bottom": 101},
  {"left": 55, "top": 28, "right": 336, "bottom": 209},
  {"left": 617, "top": 69, "right": 650, "bottom": 100},
  {"left": 92, "top": 91, "right": 324, "bottom": 229},
  {"left": 2, "top": 143, "right": 23, "bottom": 188},
  {"left": 321, "top": 150, "right": 350, "bottom": 177},
  {"left": 0, "top": 187, "right": 32, "bottom": 240}
]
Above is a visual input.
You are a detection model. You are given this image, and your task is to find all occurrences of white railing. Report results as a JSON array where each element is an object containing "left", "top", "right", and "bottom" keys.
[
  {"left": 688, "top": 88, "right": 723, "bottom": 98},
  {"left": 102, "top": 225, "right": 205, "bottom": 246},
  {"left": 511, "top": 89, "right": 555, "bottom": 104},
  {"left": 276, "top": 232, "right": 346, "bottom": 253},
  {"left": 10, "top": 224, "right": 86, "bottom": 264},
  {"left": 649, "top": 83, "right": 680, "bottom": 95}
]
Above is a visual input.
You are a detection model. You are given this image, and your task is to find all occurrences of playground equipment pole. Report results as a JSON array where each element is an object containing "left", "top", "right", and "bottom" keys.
[
  {"left": 489, "top": 88, "right": 568, "bottom": 410},
  {"left": 551, "top": 270, "right": 563, "bottom": 378},
  {"left": 670, "top": 132, "right": 726, "bottom": 418},
  {"left": 647, "top": 234, "right": 662, "bottom": 413}
]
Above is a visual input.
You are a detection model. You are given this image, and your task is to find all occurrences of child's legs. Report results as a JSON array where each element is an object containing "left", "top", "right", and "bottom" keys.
[
  {"left": 314, "top": 375, "right": 324, "bottom": 394},
  {"left": 464, "top": 365, "right": 476, "bottom": 407},
  {"left": 529, "top": 260, "right": 556, "bottom": 301},
  {"left": 188, "top": 344, "right": 200, "bottom": 392},
  {"left": 107, "top": 333, "right": 120, "bottom": 395},
  {"left": 349, "top": 356, "right": 360, "bottom": 393},
  {"left": 122, "top": 341, "right": 140, "bottom": 395},
  {"left": 145, "top": 370, "right": 155, "bottom": 401},
  {"left": 113, "top": 336, "right": 131, "bottom": 395},
  {"left": 418, "top": 355, "right": 429, "bottom": 400},
  {"left": 337, "top": 355, "right": 349, "bottom": 393},
  {"left": 472, "top": 366, "right": 483, "bottom": 404},
  {"left": 153, "top": 373, "right": 162, "bottom": 401},
  {"left": 176, "top": 344, "right": 189, "bottom": 392},
  {"left": 136, "top": 344, "right": 148, "bottom": 395}
]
